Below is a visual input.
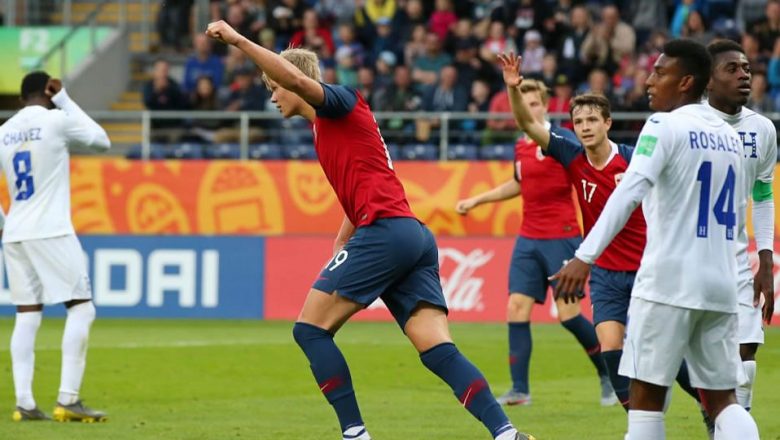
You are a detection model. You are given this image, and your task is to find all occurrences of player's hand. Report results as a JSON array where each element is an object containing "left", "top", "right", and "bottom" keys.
[
  {"left": 455, "top": 198, "right": 478, "bottom": 215},
  {"left": 550, "top": 258, "right": 590, "bottom": 304},
  {"left": 753, "top": 265, "right": 774, "bottom": 324},
  {"left": 205, "top": 20, "right": 243, "bottom": 46},
  {"left": 497, "top": 52, "right": 523, "bottom": 88},
  {"left": 45, "top": 78, "right": 62, "bottom": 97}
]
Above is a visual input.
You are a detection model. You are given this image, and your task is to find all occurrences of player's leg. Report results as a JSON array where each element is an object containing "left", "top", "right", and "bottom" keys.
[
  {"left": 737, "top": 343, "right": 758, "bottom": 410},
  {"left": 736, "top": 290, "right": 764, "bottom": 411},
  {"left": 501, "top": 236, "right": 545, "bottom": 406},
  {"left": 5, "top": 242, "right": 49, "bottom": 421},
  {"left": 546, "top": 238, "right": 611, "bottom": 401},
  {"left": 391, "top": 224, "right": 534, "bottom": 439},
  {"left": 620, "top": 298, "right": 692, "bottom": 440},
  {"left": 686, "top": 311, "right": 758, "bottom": 439}
]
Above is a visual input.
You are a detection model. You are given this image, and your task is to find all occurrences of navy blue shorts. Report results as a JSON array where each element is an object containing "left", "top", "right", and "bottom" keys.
[
  {"left": 313, "top": 217, "right": 448, "bottom": 329},
  {"left": 508, "top": 236, "right": 582, "bottom": 303},
  {"left": 589, "top": 265, "right": 635, "bottom": 326}
]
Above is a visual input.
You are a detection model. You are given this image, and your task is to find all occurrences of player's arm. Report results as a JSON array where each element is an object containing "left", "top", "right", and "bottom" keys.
[
  {"left": 455, "top": 179, "right": 521, "bottom": 215},
  {"left": 48, "top": 80, "right": 110, "bottom": 152},
  {"left": 497, "top": 53, "right": 551, "bottom": 150},
  {"left": 333, "top": 215, "right": 355, "bottom": 255},
  {"left": 752, "top": 124, "right": 776, "bottom": 322},
  {"left": 205, "top": 20, "right": 324, "bottom": 106}
]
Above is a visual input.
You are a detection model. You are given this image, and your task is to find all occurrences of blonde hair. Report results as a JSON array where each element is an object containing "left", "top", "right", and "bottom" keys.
[
  {"left": 519, "top": 79, "right": 549, "bottom": 105},
  {"left": 262, "top": 47, "right": 322, "bottom": 86}
]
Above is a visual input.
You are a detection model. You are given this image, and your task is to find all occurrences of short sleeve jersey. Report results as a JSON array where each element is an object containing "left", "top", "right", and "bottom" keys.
[
  {"left": 513, "top": 125, "right": 581, "bottom": 239},
  {"left": 547, "top": 133, "right": 647, "bottom": 271},
  {"left": 313, "top": 84, "right": 414, "bottom": 227},
  {"left": 705, "top": 102, "right": 777, "bottom": 301},
  {"left": 627, "top": 104, "right": 743, "bottom": 313}
]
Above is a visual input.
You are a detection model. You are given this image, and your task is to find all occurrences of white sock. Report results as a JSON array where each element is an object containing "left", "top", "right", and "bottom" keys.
[
  {"left": 628, "top": 410, "right": 665, "bottom": 440},
  {"left": 736, "top": 360, "right": 756, "bottom": 411},
  {"left": 714, "top": 403, "right": 759, "bottom": 439},
  {"left": 495, "top": 427, "right": 519, "bottom": 440},
  {"left": 11, "top": 311, "right": 42, "bottom": 410},
  {"left": 343, "top": 425, "right": 371, "bottom": 440},
  {"left": 58, "top": 301, "right": 95, "bottom": 405}
]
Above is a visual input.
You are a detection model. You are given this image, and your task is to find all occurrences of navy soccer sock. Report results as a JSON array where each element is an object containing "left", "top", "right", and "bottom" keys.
[
  {"left": 676, "top": 360, "right": 701, "bottom": 403},
  {"left": 561, "top": 315, "right": 609, "bottom": 377},
  {"left": 421, "top": 342, "right": 514, "bottom": 438},
  {"left": 292, "top": 322, "right": 364, "bottom": 432},
  {"left": 602, "top": 350, "right": 630, "bottom": 411},
  {"left": 508, "top": 322, "right": 532, "bottom": 394}
]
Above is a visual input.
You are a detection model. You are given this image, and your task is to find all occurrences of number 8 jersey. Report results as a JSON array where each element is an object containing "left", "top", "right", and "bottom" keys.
[
  {"left": 628, "top": 104, "right": 743, "bottom": 313},
  {"left": 0, "top": 89, "right": 110, "bottom": 243}
]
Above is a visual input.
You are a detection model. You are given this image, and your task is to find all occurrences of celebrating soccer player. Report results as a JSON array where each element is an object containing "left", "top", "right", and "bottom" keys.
[
  {"left": 206, "top": 20, "right": 534, "bottom": 440},
  {"left": 454, "top": 80, "right": 615, "bottom": 407},
  {"left": 0, "top": 72, "right": 110, "bottom": 422},
  {"left": 554, "top": 39, "right": 760, "bottom": 439},
  {"left": 705, "top": 39, "right": 776, "bottom": 413}
]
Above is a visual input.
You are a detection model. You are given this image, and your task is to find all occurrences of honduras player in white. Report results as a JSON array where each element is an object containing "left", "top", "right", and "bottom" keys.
[
  {"left": 705, "top": 39, "right": 776, "bottom": 414},
  {"left": 0, "top": 72, "right": 109, "bottom": 422},
  {"left": 552, "top": 40, "right": 760, "bottom": 439}
]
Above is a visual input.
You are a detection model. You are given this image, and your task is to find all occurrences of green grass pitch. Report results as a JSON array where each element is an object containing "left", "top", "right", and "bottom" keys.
[{"left": 0, "top": 319, "right": 777, "bottom": 439}]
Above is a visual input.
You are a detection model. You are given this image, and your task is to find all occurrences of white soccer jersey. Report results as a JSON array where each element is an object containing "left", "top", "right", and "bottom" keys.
[
  {"left": 628, "top": 104, "right": 743, "bottom": 313},
  {"left": 705, "top": 102, "right": 777, "bottom": 304},
  {"left": 0, "top": 89, "right": 110, "bottom": 243}
]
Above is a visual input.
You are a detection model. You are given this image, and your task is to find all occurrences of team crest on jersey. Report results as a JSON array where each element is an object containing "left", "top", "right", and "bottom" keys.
[
  {"left": 536, "top": 146, "right": 545, "bottom": 161},
  {"left": 614, "top": 172, "right": 624, "bottom": 185}
]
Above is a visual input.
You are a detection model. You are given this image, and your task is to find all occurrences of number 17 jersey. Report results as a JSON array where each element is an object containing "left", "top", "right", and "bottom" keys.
[{"left": 628, "top": 104, "right": 743, "bottom": 313}]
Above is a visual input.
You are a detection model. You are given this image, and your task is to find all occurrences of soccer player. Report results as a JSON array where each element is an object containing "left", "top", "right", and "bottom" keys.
[
  {"left": 554, "top": 39, "right": 760, "bottom": 439},
  {"left": 495, "top": 53, "right": 643, "bottom": 412},
  {"left": 455, "top": 79, "right": 615, "bottom": 408},
  {"left": 205, "top": 20, "right": 534, "bottom": 440},
  {"left": 0, "top": 72, "right": 110, "bottom": 422},
  {"left": 705, "top": 39, "right": 776, "bottom": 412}
]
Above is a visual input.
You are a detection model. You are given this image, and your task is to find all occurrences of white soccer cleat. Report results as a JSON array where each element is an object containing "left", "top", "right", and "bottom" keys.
[{"left": 343, "top": 425, "right": 370, "bottom": 440}]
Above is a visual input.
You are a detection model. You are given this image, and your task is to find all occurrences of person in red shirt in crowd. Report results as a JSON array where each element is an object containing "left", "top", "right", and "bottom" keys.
[
  {"left": 456, "top": 78, "right": 615, "bottom": 408},
  {"left": 206, "top": 19, "right": 535, "bottom": 440}
]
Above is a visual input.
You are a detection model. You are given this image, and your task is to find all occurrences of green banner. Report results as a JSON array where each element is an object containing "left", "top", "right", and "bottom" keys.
[{"left": 0, "top": 26, "right": 113, "bottom": 94}]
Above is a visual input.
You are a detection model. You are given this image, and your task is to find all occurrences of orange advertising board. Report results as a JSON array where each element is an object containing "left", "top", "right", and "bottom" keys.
[{"left": 0, "top": 158, "right": 777, "bottom": 237}]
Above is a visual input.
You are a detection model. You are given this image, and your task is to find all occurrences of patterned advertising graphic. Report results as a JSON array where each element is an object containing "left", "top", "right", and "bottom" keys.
[
  {"left": 0, "top": 236, "right": 265, "bottom": 318},
  {"left": 1, "top": 158, "right": 778, "bottom": 238},
  {"left": 265, "top": 236, "right": 592, "bottom": 323}
]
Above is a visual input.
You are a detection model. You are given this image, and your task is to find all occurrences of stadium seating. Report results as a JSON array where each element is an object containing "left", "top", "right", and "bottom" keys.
[
  {"left": 446, "top": 144, "right": 480, "bottom": 160},
  {"left": 165, "top": 143, "right": 204, "bottom": 159},
  {"left": 479, "top": 144, "right": 516, "bottom": 161},
  {"left": 126, "top": 143, "right": 167, "bottom": 160},
  {"left": 248, "top": 143, "right": 284, "bottom": 160},
  {"left": 399, "top": 144, "right": 439, "bottom": 160},
  {"left": 204, "top": 143, "right": 241, "bottom": 159},
  {"left": 283, "top": 144, "right": 318, "bottom": 160}
]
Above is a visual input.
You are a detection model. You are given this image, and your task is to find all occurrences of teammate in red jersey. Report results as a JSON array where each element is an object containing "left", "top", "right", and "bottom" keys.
[
  {"left": 456, "top": 78, "right": 615, "bottom": 407},
  {"left": 206, "top": 20, "right": 534, "bottom": 440},
  {"left": 500, "top": 53, "right": 715, "bottom": 434}
]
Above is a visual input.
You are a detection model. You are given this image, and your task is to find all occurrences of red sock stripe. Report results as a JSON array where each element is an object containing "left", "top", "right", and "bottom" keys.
[
  {"left": 586, "top": 344, "right": 602, "bottom": 355},
  {"left": 509, "top": 354, "right": 518, "bottom": 365},
  {"left": 318, "top": 376, "right": 345, "bottom": 395},
  {"left": 459, "top": 378, "right": 488, "bottom": 408}
]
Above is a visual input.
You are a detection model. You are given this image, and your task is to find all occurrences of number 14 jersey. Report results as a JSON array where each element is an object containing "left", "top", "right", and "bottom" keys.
[{"left": 628, "top": 104, "right": 743, "bottom": 313}]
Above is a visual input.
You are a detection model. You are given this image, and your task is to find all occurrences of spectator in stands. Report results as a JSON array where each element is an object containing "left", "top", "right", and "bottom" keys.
[
  {"left": 259, "top": 27, "right": 277, "bottom": 51},
  {"left": 143, "top": 59, "right": 189, "bottom": 143},
  {"left": 225, "top": 3, "right": 255, "bottom": 43},
  {"left": 483, "top": 87, "right": 519, "bottom": 145},
  {"left": 267, "top": 0, "right": 306, "bottom": 49},
  {"left": 428, "top": 0, "right": 457, "bottom": 42},
  {"left": 490, "top": 0, "right": 549, "bottom": 48},
  {"left": 743, "top": 32, "right": 770, "bottom": 74},
  {"left": 749, "top": 0, "right": 780, "bottom": 55},
  {"left": 737, "top": 0, "right": 769, "bottom": 33},
  {"left": 183, "top": 34, "right": 225, "bottom": 94},
  {"left": 623, "top": 0, "right": 667, "bottom": 46},
  {"left": 373, "top": 64, "right": 422, "bottom": 136},
  {"left": 396, "top": 0, "right": 427, "bottom": 43},
  {"left": 747, "top": 71, "right": 776, "bottom": 112},
  {"left": 579, "top": 68, "right": 617, "bottom": 105},
  {"left": 452, "top": 39, "right": 480, "bottom": 91},
  {"left": 218, "top": 67, "right": 268, "bottom": 142},
  {"left": 375, "top": 51, "right": 397, "bottom": 90},
  {"left": 669, "top": 0, "right": 696, "bottom": 38},
  {"left": 581, "top": 5, "right": 636, "bottom": 73},
  {"left": 619, "top": 68, "right": 650, "bottom": 111},
  {"left": 539, "top": 53, "right": 558, "bottom": 89},
  {"left": 335, "top": 46, "right": 359, "bottom": 88},
  {"left": 360, "top": 0, "right": 397, "bottom": 25},
  {"left": 556, "top": 5, "right": 592, "bottom": 83},
  {"left": 315, "top": 0, "right": 356, "bottom": 26},
  {"left": 444, "top": 18, "right": 474, "bottom": 55},
  {"left": 156, "top": 0, "right": 193, "bottom": 52},
  {"left": 322, "top": 66, "right": 338, "bottom": 84},
  {"left": 417, "top": 65, "right": 468, "bottom": 142},
  {"left": 412, "top": 32, "right": 452, "bottom": 93},
  {"left": 289, "top": 9, "right": 336, "bottom": 59},
  {"left": 521, "top": 30, "right": 546, "bottom": 75},
  {"left": 223, "top": 45, "right": 257, "bottom": 92},
  {"left": 481, "top": 21, "right": 517, "bottom": 62},
  {"left": 681, "top": 10, "right": 714, "bottom": 46},
  {"left": 369, "top": 17, "right": 403, "bottom": 66},
  {"left": 335, "top": 23, "right": 366, "bottom": 66},
  {"left": 547, "top": 73, "right": 573, "bottom": 129},
  {"left": 404, "top": 24, "right": 429, "bottom": 66},
  {"left": 462, "top": 79, "right": 492, "bottom": 143},
  {"left": 357, "top": 66, "right": 378, "bottom": 109},
  {"left": 186, "top": 76, "right": 222, "bottom": 143},
  {"left": 767, "top": 38, "right": 780, "bottom": 92}
]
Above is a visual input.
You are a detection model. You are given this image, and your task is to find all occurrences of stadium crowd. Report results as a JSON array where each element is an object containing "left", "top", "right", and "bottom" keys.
[{"left": 144, "top": 0, "right": 780, "bottom": 147}]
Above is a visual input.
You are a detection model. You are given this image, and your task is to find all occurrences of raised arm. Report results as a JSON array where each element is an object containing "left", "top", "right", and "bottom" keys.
[
  {"left": 497, "top": 53, "right": 551, "bottom": 150},
  {"left": 455, "top": 179, "right": 521, "bottom": 215},
  {"left": 205, "top": 20, "right": 325, "bottom": 106},
  {"left": 48, "top": 80, "right": 110, "bottom": 152}
]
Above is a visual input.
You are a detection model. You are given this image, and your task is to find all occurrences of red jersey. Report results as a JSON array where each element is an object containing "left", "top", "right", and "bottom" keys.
[
  {"left": 313, "top": 84, "right": 414, "bottom": 227},
  {"left": 547, "top": 132, "right": 646, "bottom": 271},
  {"left": 514, "top": 126, "right": 581, "bottom": 239}
]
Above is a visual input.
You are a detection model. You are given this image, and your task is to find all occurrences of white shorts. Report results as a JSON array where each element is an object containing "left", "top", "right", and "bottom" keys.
[
  {"left": 4, "top": 235, "right": 92, "bottom": 306},
  {"left": 619, "top": 297, "right": 741, "bottom": 390},
  {"left": 737, "top": 280, "right": 765, "bottom": 345}
]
